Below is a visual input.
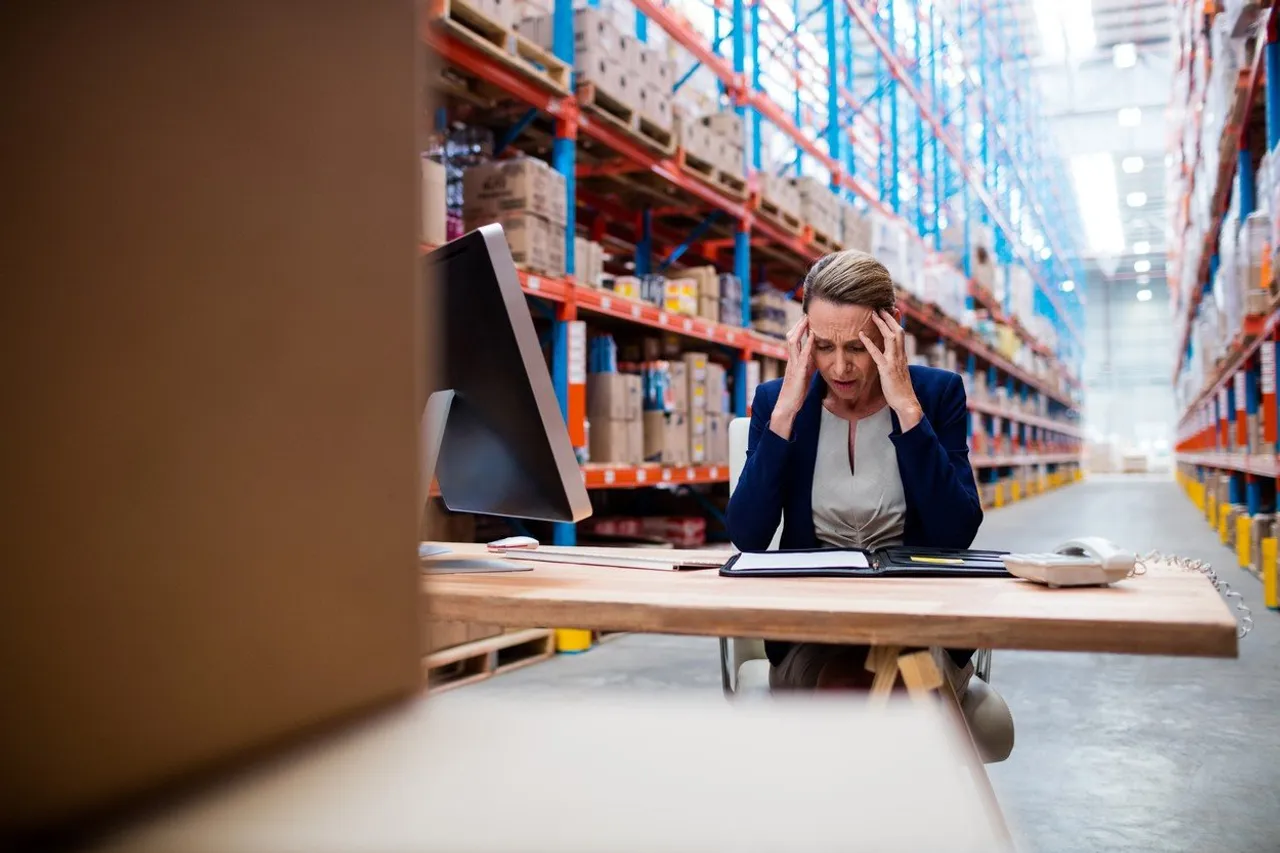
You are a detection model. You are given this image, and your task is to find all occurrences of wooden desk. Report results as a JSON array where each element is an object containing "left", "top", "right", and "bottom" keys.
[{"left": 424, "top": 544, "right": 1239, "bottom": 658}]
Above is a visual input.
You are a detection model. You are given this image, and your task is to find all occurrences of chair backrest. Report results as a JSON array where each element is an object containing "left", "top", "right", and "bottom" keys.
[{"left": 728, "top": 417, "right": 782, "bottom": 550}]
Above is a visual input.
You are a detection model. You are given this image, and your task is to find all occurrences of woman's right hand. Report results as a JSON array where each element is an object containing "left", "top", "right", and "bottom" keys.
[{"left": 770, "top": 316, "right": 815, "bottom": 439}]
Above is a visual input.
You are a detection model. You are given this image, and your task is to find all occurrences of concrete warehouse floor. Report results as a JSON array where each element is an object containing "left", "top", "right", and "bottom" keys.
[{"left": 456, "top": 475, "right": 1280, "bottom": 853}]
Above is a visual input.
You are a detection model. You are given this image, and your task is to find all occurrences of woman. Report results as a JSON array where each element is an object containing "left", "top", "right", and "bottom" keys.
[{"left": 727, "top": 249, "right": 984, "bottom": 694}]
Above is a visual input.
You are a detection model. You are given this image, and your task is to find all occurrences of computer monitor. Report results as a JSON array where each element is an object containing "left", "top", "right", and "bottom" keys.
[{"left": 421, "top": 224, "right": 592, "bottom": 535}]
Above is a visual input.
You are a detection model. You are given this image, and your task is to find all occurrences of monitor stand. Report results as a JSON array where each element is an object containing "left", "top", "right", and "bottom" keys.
[{"left": 419, "top": 390, "right": 535, "bottom": 576}]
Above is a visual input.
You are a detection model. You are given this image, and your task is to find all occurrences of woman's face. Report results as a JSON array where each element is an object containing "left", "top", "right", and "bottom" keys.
[{"left": 805, "top": 296, "right": 888, "bottom": 405}]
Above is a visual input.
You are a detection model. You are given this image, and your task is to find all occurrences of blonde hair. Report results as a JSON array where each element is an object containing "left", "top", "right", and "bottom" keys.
[{"left": 801, "top": 250, "right": 895, "bottom": 313}]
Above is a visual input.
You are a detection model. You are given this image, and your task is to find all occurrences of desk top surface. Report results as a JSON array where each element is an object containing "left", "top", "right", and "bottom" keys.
[{"left": 424, "top": 545, "right": 1239, "bottom": 658}]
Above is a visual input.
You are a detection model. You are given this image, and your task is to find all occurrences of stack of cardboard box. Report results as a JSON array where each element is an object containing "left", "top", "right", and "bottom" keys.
[
  {"left": 520, "top": 9, "right": 624, "bottom": 100},
  {"left": 704, "top": 362, "right": 729, "bottom": 465},
  {"left": 683, "top": 265, "right": 719, "bottom": 322},
  {"left": 793, "top": 177, "right": 842, "bottom": 243},
  {"left": 840, "top": 201, "right": 870, "bottom": 253},
  {"left": 758, "top": 173, "right": 802, "bottom": 222},
  {"left": 751, "top": 290, "right": 788, "bottom": 337},
  {"left": 574, "top": 236, "right": 605, "bottom": 286},
  {"left": 587, "top": 371, "right": 644, "bottom": 464},
  {"left": 684, "top": 353, "right": 709, "bottom": 464},
  {"left": 467, "top": 0, "right": 518, "bottom": 28},
  {"left": 643, "top": 359, "right": 690, "bottom": 465},
  {"left": 664, "top": 276, "right": 698, "bottom": 315},
  {"left": 462, "top": 157, "right": 567, "bottom": 277},
  {"left": 719, "top": 273, "right": 744, "bottom": 327},
  {"left": 698, "top": 112, "right": 746, "bottom": 177},
  {"left": 635, "top": 40, "right": 675, "bottom": 134}
]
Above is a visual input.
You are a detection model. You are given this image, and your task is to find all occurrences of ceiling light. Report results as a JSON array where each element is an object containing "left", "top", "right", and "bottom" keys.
[
  {"left": 1134, "top": 259, "right": 1152, "bottom": 273},
  {"left": 1062, "top": 279, "right": 1076, "bottom": 292},
  {"left": 1113, "top": 42, "right": 1137, "bottom": 68},
  {"left": 1122, "top": 156, "right": 1145, "bottom": 174},
  {"left": 1118, "top": 107, "right": 1142, "bottom": 127},
  {"left": 1070, "top": 152, "right": 1125, "bottom": 254},
  {"left": 1127, "top": 191, "right": 1147, "bottom": 207},
  {"left": 1136, "top": 288, "right": 1153, "bottom": 302},
  {"left": 1137, "top": 274, "right": 1151, "bottom": 285},
  {"left": 1133, "top": 240, "right": 1151, "bottom": 254}
]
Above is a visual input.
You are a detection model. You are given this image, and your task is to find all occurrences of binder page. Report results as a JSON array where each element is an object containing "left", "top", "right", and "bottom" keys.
[{"left": 730, "top": 549, "right": 870, "bottom": 571}]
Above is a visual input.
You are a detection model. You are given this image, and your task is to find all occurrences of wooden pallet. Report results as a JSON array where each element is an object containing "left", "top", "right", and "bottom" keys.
[
  {"left": 805, "top": 224, "right": 839, "bottom": 252},
  {"left": 754, "top": 194, "right": 803, "bottom": 235},
  {"left": 423, "top": 628, "right": 556, "bottom": 693},
  {"left": 431, "top": 0, "right": 571, "bottom": 95},
  {"left": 674, "top": 148, "right": 748, "bottom": 201},
  {"left": 578, "top": 82, "right": 676, "bottom": 156},
  {"left": 592, "top": 630, "right": 628, "bottom": 644}
]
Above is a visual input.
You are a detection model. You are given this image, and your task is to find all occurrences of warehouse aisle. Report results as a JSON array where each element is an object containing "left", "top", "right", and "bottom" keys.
[{"left": 458, "top": 476, "right": 1280, "bottom": 853}]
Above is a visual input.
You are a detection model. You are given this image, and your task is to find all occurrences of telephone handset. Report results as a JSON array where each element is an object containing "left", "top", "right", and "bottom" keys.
[{"left": 1001, "top": 536, "right": 1137, "bottom": 587}]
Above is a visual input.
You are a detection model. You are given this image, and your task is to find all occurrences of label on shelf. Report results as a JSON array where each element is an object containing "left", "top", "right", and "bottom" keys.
[
  {"left": 1235, "top": 372, "right": 1246, "bottom": 411},
  {"left": 1219, "top": 388, "right": 1228, "bottom": 420},
  {"left": 568, "top": 321, "right": 587, "bottom": 385},
  {"left": 1263, "top": 342, "right": 1275, "bottom": 395}
]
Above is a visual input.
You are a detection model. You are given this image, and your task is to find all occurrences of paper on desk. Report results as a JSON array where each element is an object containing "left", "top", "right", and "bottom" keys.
[{"left": 730, "top": 550, "right": 869, "bottom": 571}]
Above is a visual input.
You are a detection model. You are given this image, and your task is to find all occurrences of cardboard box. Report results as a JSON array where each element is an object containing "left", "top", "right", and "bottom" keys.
[
  {"left": 684, "top": 352, "right": 709, "bottom": 411},
  {"left": 574, "top": 48, "right": 616, "bottom": 85},
  {"left": 700, "top": 111, "right": 744, "bottom": 142},
  {"left": 519, "top": 8, "right": 621, "bottom": 55},
  {"left": 619, "top": 33, "right": 642, "bottom": 75},
  {"left": 627, "top": 417, "right": 644, "bottom": 465},
  {"left": 590, "top": 416, "right": 640, "bottom": 464},
  {"left": 588, "top": 372, "right": 638, "bottom": 420},
  {"left": 698, "top": 294, "right": 720, "bottom": 322},
  {"left": 643, "top": 410, "right": 689, "bottom": 464},
  {"left": 462, "top": 157, "right": 567, "bottom": 226},
  {"left": 669, "top": 360, "right": 688, "bottom": 411},
  {"left": 706, "top": 411, "right": 729, "bottom": 464},
  {"left": 705, "top": 363, "right": 727, "bottom": 413},
  {"left": 664, "top": 277, "right": 698, "bottom": 315},
  {"left": 421, "top": 157, "right": 447, "bottom": 246},
  {"left": 640, "top": 84, "right": 673, "bottom": 131},
  {"left": 468, "top": 211, "right": 564, "bottom": 277}
]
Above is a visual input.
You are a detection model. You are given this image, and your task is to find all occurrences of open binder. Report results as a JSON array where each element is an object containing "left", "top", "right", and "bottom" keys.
[{"left": 719, "top": 546, "right": 1014, "bottom": 578}]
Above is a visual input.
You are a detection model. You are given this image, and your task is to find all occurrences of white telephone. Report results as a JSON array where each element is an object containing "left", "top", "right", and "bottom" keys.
[{"left": 1002, "top": 537, "right": 1137, "bottom": 587}]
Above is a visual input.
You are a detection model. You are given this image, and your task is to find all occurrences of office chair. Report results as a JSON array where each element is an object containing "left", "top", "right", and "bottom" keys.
[{"left": 723, "top": 417, "right": 1013, "bottom": 763}]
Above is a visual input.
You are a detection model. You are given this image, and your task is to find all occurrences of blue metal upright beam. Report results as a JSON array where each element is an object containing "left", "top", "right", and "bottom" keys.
[
  {"left": 887, "top": 0, "right": 900, "bottom": 213},
  {"left": 1268, "top": 17, "right": 1280, "bottom": 150},
  {"left": 825, "top": 0, "right": 841, "bottom": 184},
  {"left": 551, "top": 0, "right": 576, "bottom": 547}
]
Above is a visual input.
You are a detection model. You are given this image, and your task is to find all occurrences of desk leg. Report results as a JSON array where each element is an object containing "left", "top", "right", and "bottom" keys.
[{"left": 869, "top": 646, "right": 1015, "bottom": 849}]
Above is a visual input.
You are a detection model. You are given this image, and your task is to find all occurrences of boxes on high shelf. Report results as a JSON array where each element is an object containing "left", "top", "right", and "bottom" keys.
[
  {"left": 465, "top": 211, "right": 565, "bottom": 277},
  {"left": 699, "top": 111, "right": 744, "bottom": 142},
  {"left": 618, "top": 32, "right": 642, "bottom": 76},
  {"left": 758, "top": 173, "right": 802, "bottom": 220},
  {"left": 518, "top": 7, "right": 621, "bottom": 60},
  {"left": 468, "top": 0, "right": 515, "bottom": 29},
  {"left": 462, "top": 156, "right": 567, "bottom": 226},
  {"left": 668, "top": 360, "right": 689, "bottom": 411},
  {"left": 574, "top": 237, "right": 605, "bottom": 287},
  {"left": 587, "top": 372, "right": 642, "bottom": 421},
  {"left": 869, "top": 212, "right": 909, "bottom": 286},
  {"left": 639, "top": 85, "right": 673, "bottom": 131},
  {"left": 792, "top": 177, "right": 841, "bottom": 240},
  {"left": 705, "top": 363, "right": 727, "bottom": 413},
  {"left": 706, "top": 411, "right": 729, "bottom": 465},
  {"left": 718, "top": 273, "right": 744, "bottom": 327},
  {"left": 674, "top": 110, "right": 717, "bottom": 162},
  {"left": 684, "top": 352, "right": 709, "bottom": 412},
  {"left": 840, "top": 202, "right": 870, "bottom": 253},
  {"left": 643, "top": 409, "right": 690, "bottom": 464},
  {"left": 421, "top": 156, "right": 447, "bottom": 246},
  {"left": 664, "top": 277, "right": 698, "bottom": 315},
  {"left": 1240, "top": 211, "right": 1272, "bottom": 315},
  {"left": 751, "top": 290, "right": 788, "bottom": 337}
]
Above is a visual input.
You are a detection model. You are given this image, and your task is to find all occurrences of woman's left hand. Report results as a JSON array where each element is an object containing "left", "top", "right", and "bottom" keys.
[{"left": 860, "top": 310, "right": 924, "bottom": 431}]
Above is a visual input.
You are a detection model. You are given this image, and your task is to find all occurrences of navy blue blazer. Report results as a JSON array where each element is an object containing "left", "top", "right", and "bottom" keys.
[{"left": 727, "top": 365, "right": 984, "bottom": 667}]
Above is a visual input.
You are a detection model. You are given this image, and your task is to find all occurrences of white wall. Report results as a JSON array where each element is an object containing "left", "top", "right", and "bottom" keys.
[{"left": 1083, "top": 275, "right": 1175, "bottom": 457}]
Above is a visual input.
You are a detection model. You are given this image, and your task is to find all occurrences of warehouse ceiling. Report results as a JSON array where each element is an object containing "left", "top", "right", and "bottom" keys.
[{"left": 1009, "top": 0, "right": 1174, "bottom": 296}]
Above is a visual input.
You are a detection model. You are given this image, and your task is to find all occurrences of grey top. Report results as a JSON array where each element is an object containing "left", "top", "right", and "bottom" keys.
[{"left": 811, "top": 405, "right": 906, "bottom": 550}]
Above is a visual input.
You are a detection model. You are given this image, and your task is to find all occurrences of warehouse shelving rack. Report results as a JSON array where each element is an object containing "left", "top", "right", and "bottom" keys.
[
  {"left": 1171, "top": 2, "right": 1280, "bottom": 604},
  {"left": 424, "top": 0, "right": 1088, "bottom": 545}
]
